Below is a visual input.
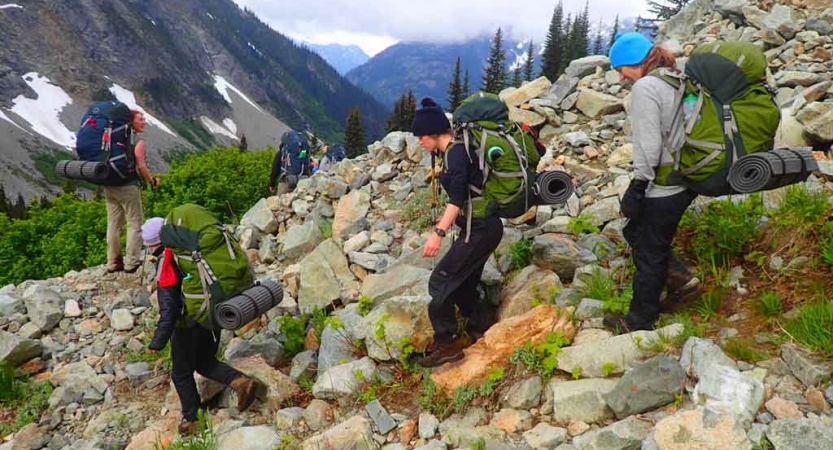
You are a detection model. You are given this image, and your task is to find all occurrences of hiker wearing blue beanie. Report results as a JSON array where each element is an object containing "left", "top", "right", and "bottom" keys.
[{"left": 603, "top": 35, "right": 702, "bottom": 334}]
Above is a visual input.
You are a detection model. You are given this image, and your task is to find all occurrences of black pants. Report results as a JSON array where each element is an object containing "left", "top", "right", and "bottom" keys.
[
  {"left": 428, "top": 216, "right": 503, "bottom": 343},
  {"left": 623, "top": 189, "right": 697, "bottom": 326},
  {"left": 171, "top": 326, "right": 241, "bottom": 422}
]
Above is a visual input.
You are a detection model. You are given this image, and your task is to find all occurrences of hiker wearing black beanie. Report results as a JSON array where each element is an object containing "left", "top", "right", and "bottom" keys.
[{"left": 411, "top": 97, "right": 503, "bottom": 368}]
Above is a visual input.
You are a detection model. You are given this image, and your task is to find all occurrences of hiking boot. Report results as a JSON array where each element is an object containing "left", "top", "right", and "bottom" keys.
[
  {"left": 106, "top": 257, "right": 124, "bottom": 274},
  {"left": 660, "top": 277, "right": 702, "bottom": 311},
  {"left": 603, "top": 315, "right": 655, "bottom": 335},
  {"left": 123, "top": 265, "right": 141, "bottom": 274},
  {"left": 178, "top": 419, "right": 199, "bottom": 436},
  {"left": 416, "top": 340, "right": 464, "bottom": 368},
  {"left": 229, "top": 376, "right": 258, "bottom": 412}
]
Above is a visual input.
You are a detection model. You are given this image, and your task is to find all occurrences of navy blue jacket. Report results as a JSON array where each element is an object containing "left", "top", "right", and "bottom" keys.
[
  {"left": 441, "top": 143, "right": 484, "bottom": 228},
  {"left": 149, "top": 248, "right": 184, "bottom": 351}
]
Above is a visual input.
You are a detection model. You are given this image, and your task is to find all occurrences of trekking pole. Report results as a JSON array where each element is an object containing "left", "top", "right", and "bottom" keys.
[{"left": 430, "top": 152, "right": 438, "bottom": 270}]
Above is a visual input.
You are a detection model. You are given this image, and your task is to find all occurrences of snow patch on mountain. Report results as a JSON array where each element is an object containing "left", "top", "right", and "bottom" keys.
[
  {"left": 0, "top": 4, "right": 23, "bottom": 9},
  {"left": 10, "top": 72, "right": 76, "bottom": 148},
  {"left": 222, "top": 118, "right": 238, "bottom": 135},
  {"left": 200, "top": 116, "right": 239, "bottom": 141},
  {"left": 109, "top": 84, "right": 175, "bottom": 136},
  {"left": 213, "top": 75, "right": 264, "bottom": 113}
]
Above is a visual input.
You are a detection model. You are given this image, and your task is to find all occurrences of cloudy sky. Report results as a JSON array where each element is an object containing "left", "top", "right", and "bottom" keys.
[{"left": 232, "top": 0, "right": 652, "bottom": 56}]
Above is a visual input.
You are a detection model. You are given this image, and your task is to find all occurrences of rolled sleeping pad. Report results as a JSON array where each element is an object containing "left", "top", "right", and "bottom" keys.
[
  {"left": 728, "top": 148, "right": 818, "bottom": 194},
  {"left": 55, "top": 160, "right": 110, "bottom": 183},
  {"left": 214, "top": 279, "right": 284, "bottom": 330},
  {"left": 533, "top": 170, "right": 575, "bottom": 205}
]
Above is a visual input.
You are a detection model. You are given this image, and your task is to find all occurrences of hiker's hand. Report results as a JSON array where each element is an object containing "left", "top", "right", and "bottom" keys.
[
  {"left": 148, "top": 349, "right": 158, "bottom": 355},
  {"left": 269, "top": 186, "right": 276, "bottom": 193},
  {"left": 621, "top": 179, "right": 649, "bottom": 221},
  {"left": 151, "top": 177, "right": 161, "bottom": 188},
  {"left": 423, "top": 233, "right": 442, "bottom": 258}
]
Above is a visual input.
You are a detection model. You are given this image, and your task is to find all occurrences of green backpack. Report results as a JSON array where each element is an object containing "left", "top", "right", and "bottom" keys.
[
  {"left": 653, "top": 40, "right": 781, "bottom": 196},
  {"left": 160, "top": 204, "right": 254, "bottom": 328},
  {"left": 449, "top": 92, "right": 542, "bottom": 240}
]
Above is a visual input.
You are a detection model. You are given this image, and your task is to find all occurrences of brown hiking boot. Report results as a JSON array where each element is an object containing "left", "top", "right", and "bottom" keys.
[
  {"left": 416, "top": 340, "right": 464, "bottom": 368},
  {"left": 229, "top": 376, "right": 258, "bottom": 412},
  {"left": 660, "top": 277, "right": 703, "bottom": 311},
  {"left": 178, "top": 420, "right": 199, "bottom": 436}
]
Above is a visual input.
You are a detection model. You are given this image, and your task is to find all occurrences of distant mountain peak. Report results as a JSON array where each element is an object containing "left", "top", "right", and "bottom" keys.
[{"left": 303, "top": 42, "right": 371, "bottom": 75}]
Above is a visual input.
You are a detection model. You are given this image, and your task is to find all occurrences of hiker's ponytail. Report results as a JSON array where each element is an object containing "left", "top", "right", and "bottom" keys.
[{"left": 640, "top": 47, "right": 679, "bottom": 75}]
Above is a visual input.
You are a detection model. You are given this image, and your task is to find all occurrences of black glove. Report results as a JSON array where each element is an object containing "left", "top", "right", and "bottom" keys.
[{"left": 621, "top": 179, "right": 649, "bottom": 222}]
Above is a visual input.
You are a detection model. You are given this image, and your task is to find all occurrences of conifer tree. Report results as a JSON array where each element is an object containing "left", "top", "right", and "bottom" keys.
[
  {"left": 11, "top": 194, "right": 26, "bottom": 220},
  {"left": 512, "top": 69, "right": 522, "bottom": 88},
  {"left": 560, "top": 13, "right": 574, "bottom": 73},
  {"left": 462, "top": 69, "right": 470, "bottom": 98},
  {"left": 573, "top": 2, "right": 590, "bottom": 58},
  {"left": 240, "top": 134, "right": 248, "bottom": 150},
  {"left": 403, "top": 90, "right": 416, "bottom": 129},
  {"left": 648, "top": 0, "right": 691, "bottom": 20},
  {"left": 609, "top": 14, "right": 620, "bottom": 50},
  {"left": 385, "top": 94, "right": 405, "bottom": 133},
  {"left": 0, "top": 184, "right": 8, "bottom": 217},
  {"left": 344, "top": 108, "right": 366, "bottom": 159},
  {"left": 540, "top": 1, "right": 564, "bottom": 81},
  {"left": 482, "top": 27, "right": 507, "bottom": 94},
  {"left": 524, "top": 40, "right": 535, "bottom": 82},
  {"left": 593, "top": 18, "right": 605, "bottom": 55},
  {"left": 447, "top": 56, "right": 464, "bottom": 111},
  {"left": 39, "top": 196, "right": 51, "bottom": 209}
]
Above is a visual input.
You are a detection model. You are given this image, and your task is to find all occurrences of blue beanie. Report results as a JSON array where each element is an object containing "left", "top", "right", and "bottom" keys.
[
  {"left": 608, "top": 32, "right": 655, "bottom": 69},
  {"left": 411, "top": 98, "right": 451, "bottom": 136}
]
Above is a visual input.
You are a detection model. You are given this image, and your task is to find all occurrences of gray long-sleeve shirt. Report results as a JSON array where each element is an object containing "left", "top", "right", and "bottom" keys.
[{"left": 629, "top": 75, "right": 688, "bottom": 198}]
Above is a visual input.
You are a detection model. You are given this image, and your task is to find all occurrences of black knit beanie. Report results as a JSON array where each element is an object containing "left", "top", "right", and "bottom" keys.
[{"left": 411, "top": 97, "right": 451, "bottom": 136}]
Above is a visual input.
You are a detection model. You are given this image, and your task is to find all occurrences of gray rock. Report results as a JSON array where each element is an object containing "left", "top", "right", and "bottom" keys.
[
  {"left": 747, "top": 423, "right": 769, "bottom": 447},
  {"left": 825, "top": 384, "right": 833, "bottom": 407},
  {"left": 298, "top": 239, "right": 357, "bottom": 313},
  {"left": 580, "top": 197, "right": 621, "bottom": 227},
  {"left": 356, "top": 295, "right": 432, "bottom": 361},
  {"left": 548, "top": 77, "right": 580, "bottom": 104},
  {"left": 806, "top": 9, "right": 833, "bottom": 36},
  {"left": 283, "top": 221, "right": 325, "bottom": 260},
  {"left": 312, "top": 357, "right": 377, "bottom": 400},
  {"left": 501, "top": 376, "right": 543, "bottom": 410},
  {"left": 238, "top": 227, "right": 261, "bottom": 250},
  {"left": 543, "top": 216, "right": 572, "bottom": 234},
  {"left": 413, "top": 441, "right": 447, "bottom": 450},
  {"left": 766, "top": 418, "right": 833, "bottom": 450},
  {"left": 680, "top": 337, "right": 736, "bottom": 378},
  {"left": 661, "top": 0, "right": 714, "bottom": 38},
  {"left": 502, "top": 77, "right": 553, "bottom": 107},
  {"left": 301, "top": 415, "right": 378, "bottom": 450},
  {"left": 0, "top": 292, "right": 24, "bottom": 317},
  {"left": 258, "top": 236, "right": 277, "bottom": 264},
  {"left": 561, "top": 92, "right": 580, "bottom": 111},
  {"left": 577, "top": 234, "right": 617, "bottom": 261},
  {"left": 575, "top": 299, "right": 605, "bottom": 320},
  {"left": 318, "top": 305, "right": 363, "bottom": 373},
  {"left": 603, "top": 355, "right": 686, "bottom": 418},
  {"left": 643, "top": 407, "right": 752, "bottom": 450},
  {"left": 564, "top": 56, "right": 610, "bottom": 78},
  {"left": 419, "top": 412, "right": 440, "bottom": 439},
  {"left": 50, "top": 362, "right": 107, "bottom": 408},
  {"left": 373, "top": 163, "right": 397, "bottom": 182},
  {"left": 563, "top": 111, "right": 579, "bottom": 124},
  {"left": 241, "top": 198, "right": 278, "bottom": 235},
  {"left": 762, "top": 5, "right": 807, "bottom": 40},
  {"left": 349, "top": 252, "right": 395, "bottom": 272},
  {"left": 572, "top": 416, "right": 653, "bottom": 450},
  {"left": 217, "top": 426, "right": 282, "bottom": 450},
  {"left": 22, "top": 284, "right": 63, "bottom": 332},
  {"left": 366, "top": 399, "right": 396, "bottom": 434},
  {"left": 333, "top": 189, "right": 371, "bottom": 240},
  {"left": 713, "top": 0, "right": 746, "bottom": 17},
  {"left": 360, "top": 265, "right": 430, "bottom": 304},
  {"left": 275, "top": 407, "right": 305, "bottom": 430},
  {"left": 0, "top": 330, "right": 41, "bottom": 365},
  {"left": 289, "top": 350, "right": 317, "bottom": 382},
  {"left": 303, "top": 399, "right": 333, "bottom": 431},
  {"left": 563, "top": 131, "right": 591, "bottom": 147},
  {"left": 125, "top": 363, "right": 152, "bottom": 387},
  {"left": 777, "top": 71, "right": 826, "bottom": 88},
  {"left": 437, "top": 412, "right": 505, "bottom": 448},
  {"left": 693, "top": 364, "right": 765, "bottom": 425},
  {"left": 532, "top": 234, "right": 598, "bottom": 280},
  {"left": 64, "top": 299, "right": 82, "bottom": 318},
  {"left": 110, "top": 309, "right": 134, "bottom": 331},
  {"left": 576, "top": 90, "right": 624, "bottom": 119},
  {"left": 324, "top": 178, "right": 350, "bottom": 199},
  {"left": 523, "top": 423, "right": 568, "bottom": 449},
  {"left": 550, "top": 378, "right": 617, "bottom": 424},
  {"left": 344, "top": 231, "right": 371, "bottom": 253},
  {"left": 224, "top": 336, "right": 285, "bottom": 367},
  {"left": 17, "top": 322, "right": 41, "bottom": 339},
  {"left": 781, "top": 344, "right": 831, "bottom": 387}
]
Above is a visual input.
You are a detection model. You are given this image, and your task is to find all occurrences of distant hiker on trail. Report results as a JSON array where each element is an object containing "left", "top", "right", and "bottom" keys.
[
  {"left": 602, "top": 33, "right": 702, "bottom": 333},
  {"left": 316, "top": 143, "right": 347, "bottom": 173},
  {"left": 268, "top": 130, "right": 311, "bottom": 194},
  {"left": 411, "top": 97, "right": 502, "bottom": 368},
  {"left": 105, "top": 110, "right": 160, "bottom": 273},
  {"left": 141, "top": 217, "right": 258, "bottom": 436}
]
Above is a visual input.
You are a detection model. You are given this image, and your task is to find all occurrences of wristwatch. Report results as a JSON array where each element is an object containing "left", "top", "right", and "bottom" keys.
[{"left": 433, "top": 227, "right": 446, "bottom": 238}]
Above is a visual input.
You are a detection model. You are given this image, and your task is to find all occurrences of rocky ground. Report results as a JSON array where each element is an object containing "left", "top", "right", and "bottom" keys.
[{"left": 2, "top": 0, "right": 833, "bottom": 449}]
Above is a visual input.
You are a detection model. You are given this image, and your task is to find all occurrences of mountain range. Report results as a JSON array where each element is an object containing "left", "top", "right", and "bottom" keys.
[{"left": 304, "top": 43, "right": 370, "bottom": 75}]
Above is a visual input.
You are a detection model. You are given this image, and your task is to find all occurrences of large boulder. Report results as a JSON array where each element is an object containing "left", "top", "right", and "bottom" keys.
[
  {"left": 496, "top": 265, "right": 562, "bottom": 321},
  {"left": 643, "top": 407, "right": 751, "bottom": 450},
  {"left": 298, "top": 239, "right": 358, "bottom": 313},
  {"left": 22, "top": 284, "right": 63, "bottom": 332},
  {"left": 312, "top": 357, "right": 377, "bottom": 400},
  {"left": 226, "top": 355, "right": 299, "bottom": 412},
  {"left": 508, "top": 107, "right": 546, "bottom": 127},
  {"left": 283, "top": 221, "right": 325, "bottom": 261},
  {"left": 0, "top": 330, "right": 41, "bottom": 366},
  {"left": 547, "top": 77, "right": 580, "bottom": 104},
  {"left": 797, "top": 103, "right": 833, "bottom": 143},
  {"left": 217, "top": 426, "right": 283, "bottom": 450},
  {"left": 564, "top": 56, "right": 610, "bottom": 78},
  {"left": 359, "top": 265, "right": 430, "bottom": 304},
  {"left": 580, "top": 197, "right": 621, "bottom": 227},
  {"left": 550, "top": 378, "right": 617, "bottom": 424},
  {"left": 318, "top": 305, "right": 363, "bottom": 373},
  {"left": 0, "top": 292, "right": 24, "bottom": 317},
  {"left": 680, "top": 337, "right": 736, "bottom": 379},
  {"left": 576, "top": 90, "right": 624, "bottom": 119},
  {"left": 572, "top": 416, "right": 653, "bottom": 450},
  {"left": 301, "top": 415, "right": 379, "bottom": 450},
  {"left": 241, "top": 198, "right": 278, "bottom": 235},
  {"left": 333, "top": 189, "right": 371, "bottom": 240},
  {"left": 356, "top": 295, "right": 432, "bottom": 361},
  {"left": 532, "top": 234, "right": 598, "bottom": 280},
  {"left": 692, "top": 364, "right": 765, "bottom": 426},
  {"left": 501, "top": 77, "right": 553, "bottom": 107},
  {"left": 766, "top": 418, "right": 833, "bottom": 450},
  {"left": 660, "top": 0, "right": 714, "bottom": 38},
  {"left": 603, "top": 355, "right": 686, "bottom": 418},
  {"left": 780, "top": 344, "right": 831, "bottom": 390},
  {"left": 761, "top": 5, "right": 807, "bottom": 40},
  {"left": 431, "top": 305, "right": 575, "bottom": 393}
]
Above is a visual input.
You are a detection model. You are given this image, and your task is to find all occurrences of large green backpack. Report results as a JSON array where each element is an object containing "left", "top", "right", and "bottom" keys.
[
  {"left": 160, "top": 204, "right": 254, "bottom": 328},
  {"left": 449, "top": 92, "right": 542, "bottom": 239},
  {"left": 653, "top": 40, "right": 781, "bottom": 196}
]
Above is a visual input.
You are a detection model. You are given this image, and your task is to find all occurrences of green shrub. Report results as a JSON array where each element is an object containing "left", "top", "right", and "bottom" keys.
[
  {"left": 679, "top": 196, "right": 762, "bottom": 267},
  {"left": 402, "top": 187, "right": 448, "bottom": 231},
  {"left": 694, "top": 290, "right": 723, "bottom": 321},
  {"left": 773, "top": 185, "right": 831, "bottom": 231},
  {"left": 509, "top": 239, "right": 533, "bottom": 270},
  {"left": 277, "top": 314, "right": 308, "bottom": 358},
  {"left": 785, "top": 300, "right": 833, "bottom": 357},
  {"left": 509, "top": 333, "right": 570, "bottom": 378},
  {"left": 568, "top": 215, "right": 599, "bottom": 235},
  {"left": 756, "top": 292, "right": 783, "bottom": 319},
  {"left": 156, "top": 410, "right": 216, "bottom": 450},
  {"left": 577, "top": 269, "right": 631, "bottom": 315},
  {"left": 722, "top": 337, "right": 769, "bottom": 362},
  {"left": 0, "top": 364, "right": 53, "bottom": 436}
]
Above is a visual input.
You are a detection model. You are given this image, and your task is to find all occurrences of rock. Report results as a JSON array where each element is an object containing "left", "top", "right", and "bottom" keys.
[
  {"left": 17, "top": 322, "right": 40, "bottom": 339},
  {"left": 283, "top": 221, "right": 325, "bottom": 260},
  {"left": 781, "top": 343, "right": 830, "bottom": 387},
  {"left": 563, "top": 111, "right": 579, "bottom": 124},
  {"left": 226, "top": 355, "right": 299, "bottom": 412},
  {"left": 576, "top": 90, "right": 624, "bottom": 119},
  {"left": 573, "top": 328, "right": 613, "bottom": 345},
  {"left": 509, "top": 107, "right": 546, "bottom": 127},
  {"left": 64, "top": 299, "right": 82, "bottom": 318},
  {"left": 0, "top": 292, "right": 24, "bottom": 317},
  {"left": 110, "top": 308, "right": 134, "bottom": 331},
  {"left": 680, "top": 337, "right": 736, "bottom": 378},
  {"left": 574, "top": 299, "right": 604, "bottom": 320},
  {"left": 693, "top": 364, "right": 765, "bottom": 425},
  {"left": 501, "top": 376, "right": 543, "bottom": 410},
  {"left": 765, "top": 397, "right": 803, "bottom": 420},
  {"left": 801, "top": 107, "right": 833, "bottom": 143},
  {"left": 241, "top": 198, "right": 278, "bottom": 235},
  {"left": 50, "top": 361, "right": 107, "bottom": 408},
  {"left": 12, "top": 423, "right": 48, "bottom": 450},
  {"left": 333, "top": 189, "right": 371, "bottom": 240},
  {"left": 523, "top": 423, "right": 568, "bottom": 449},
  {"left": 164, "top": 374, "right": 224, "bottom": 413},
  {"left": 572, "top": 416, "right": 653, "bottom": 450},
  {"left": 312, "top": 357, "right": 377, "bottom": 400},
  {"left": 496, "top": 265, "right": 562, "bottom": 321},
  {"left": 490, "top": 408, "right": 534, "bottom": 434},
  {"left": 580, "top": 197, "right": 621, "bottom": 227},
  {"left": 644, "top": 407, "right": 752, "bottom": 450},
  {"left": 557, "top": 324, "right": 683, "bottom": 378},
  {"left": 275, "top": 407, "right": 305, "bottom": 430},
  {"left": 125, "top": 362, "right": 153, "bottom": 387},
  {"left": 532, "top": 234, "right": 597, "bottom": 280},
  {"left": 318, "top": 306, "right": 363, "bottom": 373},
  {"left": 603, "top": 355, "right": 686, "bottom": 418},
  {"left": 502, "top": 77, "right": 553, "bottom": 107},
  {"left": 766, "top": 418, "right": 833, "bottom": 450},
  {"left": 298, "top": 239, "right": 357, "bottom": 313},
  {"left": 577, "top": 234, "right": 616, "bottom": 261},
  {"left": 437, "top": 412, "right": 505, "bottom": 447},
  {"left": 564, "top": 56, "right": 610, "bottom": 79},
  {"left": 606, "top": 144, "right": 633, "bottom": 167},
  {"left": 301, "top": 415, "right": 378, "bottom": 450},
  {"left": 761, "top": 5, "right": 807, "bottom": 40},
  {"left": 543, "top": 216, "right": 572, "bottom": 234},
  {"left": 550, "top": 378, "right": 617, "bottom": 424},
  {"left": 344, "top": 231, "right": 371, "bottom": 253},
  {"left": 563, "top": 131, "right": 592, "bottom": 147},
  {"left": 661, "top": 0, "right": 715, "bottom": 38},
  {"left": 303, "top": 399, "right": 333, "bottom": 431},
  {"left": 382, "top": 132, "right": 408, "bottom": 154},
  {"left": 258, "top": 237, "right": 277, "bottom": 264},
  {"left": 22, "top": 284, "right": 63, "bottom": 332},
  {"left": 217, "top": 426, "right": 282, "bottom": 450},
  {"left": 713, "top": 0, "right": 746, "bottom": 17},
  {"left": 431, "top": 305, "right": 575, "bottom": 393},
  {"left": 373, "top": 163, "right": 397, "bottom": 182},
  {"left": 419, "top": 413, "right": 440, "bottom": 439},
  {"left": 360, "top": 265, "right": 430, "bottom": 304},
  {"left": 289, "top": 350, "right": 317, "bottom": 382},
  {"left": 224, "top": 336, "right": 285, "bottom": 367},
  {"left": 366, "top": 399, "right": 396, "bottom": 434},
  {"left": 0, "top": 330, "right": 41, "bottom": 366},
  {"left": 777, "top": 71, "right": 826, "bottom": 88},
  {"left": 548, "top": 77, "right": 580, "bottom": 104},
  {"left": 357, "top": 295, "right": 432, "bottom": 361},
  {"left": 413, "top": 441, "right": 447, "bottom": 450}
]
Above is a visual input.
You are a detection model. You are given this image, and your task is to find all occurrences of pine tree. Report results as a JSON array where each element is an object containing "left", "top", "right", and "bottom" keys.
[
  {"left": 344, "top": 108, "right": 366, "bottom": 159},
  {"left": 39, "top": 196, "right": 51, "bottom": 209},
  {"left": 403, "top": 90, "right": 416, "bottom": 129},
  {"left": 462, "top": 69, "right": 470, "bottom": 98},
  {"left": 560, "top": 13, "right": 574, "bottom": 73},
  {"left": 524, "top": 40, "right": 535, "bottom": 82},
  {"left": 647, "top": 0, "right": 691, "bottom": 20},
  {"left": 574, "top": 2, "right": 591, "bottom": 58},
  {"left": 447, "top": 56, "right": 464, "bottom": 111},
  {"left": 385, "top": 94, "right": 405, "bottom": 133},
  {"left": 62, "top": 178, "right": 77, "bottom": 196},
  {"left": 593, "top": 18, "right": 605, "bottom": 55},
  {"left": 240, "top": 134, "right": 248, "bottom": 150},
  {"left": 512, "top": 69, "right": 522, "bottom": 88},
  {"left": 540, "top": 1, "right": 564, "bottom": 81},
  {"left": 482, "top": 27, "right": 507, "bottom": 94},
  {"left": 609, "top": 14, "right": 620, "bottom": 50},
  {"left": 635, "top": 15, "right": 660, "bottom": 37},
  {"left": 11, "top": 194, "right": 26, "bottom": 220},
  {"left": 0, "top": 184, "right": 7, "bottom": 217}
]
